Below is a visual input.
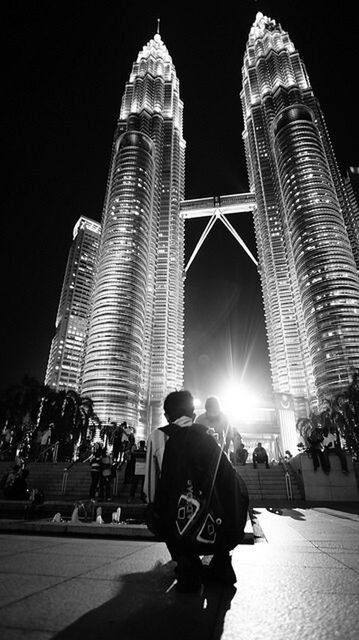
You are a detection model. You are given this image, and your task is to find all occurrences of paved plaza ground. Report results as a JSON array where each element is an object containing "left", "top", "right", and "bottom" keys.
[{"left": 0, "top": 506, "right": 359, "bottom": 639}]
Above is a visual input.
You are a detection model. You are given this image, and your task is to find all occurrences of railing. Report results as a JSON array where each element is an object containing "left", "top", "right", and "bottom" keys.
[
  {"left": 114, "top": 467, "right": 123, "bottom": 497},
  {"left": 35, "top": 441, "right": 60, "bottom": 463},
  {"left": 280, "top": 459, "right": 294, "bottom": 500},
  {"left": 285, "top": 471, "right": 293, "bottom": 500},
  {"left": 61, "top": 468, "right": 69, "bottom": 495},
  {"left": 180, "top": 192, "right": 256, "bottom": 211},
  {"left": 61, "top": 448, "right": 92, "bottom": 495}
]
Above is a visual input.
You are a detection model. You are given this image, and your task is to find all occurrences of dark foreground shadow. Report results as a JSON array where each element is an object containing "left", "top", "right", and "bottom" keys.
[
  {"left": 266, "top": 507, "right": 306, "bottom": 520},
  {"left": 52, "top": 561, "right": 236, "bottom": 640}
]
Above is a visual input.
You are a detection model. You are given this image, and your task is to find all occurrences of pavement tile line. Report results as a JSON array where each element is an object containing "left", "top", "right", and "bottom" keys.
[
  {"left": 255, "top": 507, "right": 359, "bottom": 576},
  {"left": 0, "top": 574, "right": 70, "bottom": 612},
  {"left": 313, "top": 507, "right": 359, "bottom": 522},
  {"left": 78, "top": 542, "right": 168, "bottom": 579},
  {"left": 307, "top": 544, "right": 359, "bottom": 575},
  {"left": 0, "top": 625, "right": 55, "bottom": 639},
  {"left": 323, "top": 555, "right": 359, "bottom": 576},
  {"left": 0, "top": 540, "right": 65, "bottom": 559},
  {"left": 0, "top": 543, "right": 162, "bottom": 584},
  {"left": 0, "top": 555, "right": 113, "bottom": 579}
]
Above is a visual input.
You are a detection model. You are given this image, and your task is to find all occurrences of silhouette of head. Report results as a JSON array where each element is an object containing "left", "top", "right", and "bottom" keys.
[
  {"left": 205, "top": 396, "right": 221, "bottom": 417},
  {"left": 164, "top": 390, "right": 195, "bottom": 422}
]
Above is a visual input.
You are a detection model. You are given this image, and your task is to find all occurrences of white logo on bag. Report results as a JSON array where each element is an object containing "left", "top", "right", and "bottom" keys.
[{"left": 175, "top": 479, "right": 220, "bottom": 544}]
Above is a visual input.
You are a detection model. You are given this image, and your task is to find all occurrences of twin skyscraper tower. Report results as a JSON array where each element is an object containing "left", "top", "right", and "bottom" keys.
[{"left": 45, "top": 13, "right": 359, "bottom": 441}]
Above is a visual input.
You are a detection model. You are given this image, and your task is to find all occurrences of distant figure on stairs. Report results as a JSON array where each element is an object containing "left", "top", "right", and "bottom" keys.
[
  {"left": 252, "top": 442, "right": 270, "bottom": 469},
  {"left": 195, "top": 396, "right": 232, "bottom": 454},
  {"left": 89, "top": 442, "right": 104, "bottom": 499},
  {"left": 112, "top": 423, "right": 124, "bottom": 464},
  {"left": 40, "top": 425, "right": 52, "bottom": 461},
  {"left": 127, "top": 440, "right": 147, "bottom": 503},
  {"left": 123, "top": 426, "right": 136, "bottom": 484},
  {"left": 100, "top": 450, "right": 113, "bottom": 501},
  {"left": 231, "top": 442, "right": 249, "bottom": 466}
]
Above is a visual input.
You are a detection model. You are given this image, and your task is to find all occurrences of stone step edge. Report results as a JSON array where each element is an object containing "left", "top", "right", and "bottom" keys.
[{"left": 0, "top": 512, "right": 254, "bottom": 544}]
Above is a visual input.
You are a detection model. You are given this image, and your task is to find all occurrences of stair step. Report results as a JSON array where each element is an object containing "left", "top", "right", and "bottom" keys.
[{"left": 0, "top": 460, "right": 302, "bottom": 503}]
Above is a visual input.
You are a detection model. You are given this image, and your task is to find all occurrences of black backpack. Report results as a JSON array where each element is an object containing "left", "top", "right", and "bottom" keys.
[{"left": 155, "top": 424, "right": 248, "bottom": 554}]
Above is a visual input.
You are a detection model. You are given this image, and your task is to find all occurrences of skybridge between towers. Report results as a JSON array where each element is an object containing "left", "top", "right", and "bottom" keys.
[
  {"left": 180, "top": 192, "right": 258, "bottom": 272},
  {"left": 180, "top": 191, "right": 302, "bottom": 456}
]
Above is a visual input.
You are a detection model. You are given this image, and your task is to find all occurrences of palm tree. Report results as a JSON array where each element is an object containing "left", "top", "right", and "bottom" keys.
[
  {"left": 1, "top": 375, "right": 44, "bottom": 429},
  {"left": 78, "top": 395, "right": 97, "bottom": 442},
  {"left": 296, "top": 417, "right": 313, "bottom": 449},
  {"left": 0, "top": 376, "right": 47, "bottom": 456},
  {"left": 59, "top": 391, "right": 101, "bottom": 456}
]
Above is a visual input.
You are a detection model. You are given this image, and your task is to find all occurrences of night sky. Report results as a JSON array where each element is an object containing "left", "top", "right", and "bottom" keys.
[{"left": 2, "top": 1, "right": 358, "bottom": 405}]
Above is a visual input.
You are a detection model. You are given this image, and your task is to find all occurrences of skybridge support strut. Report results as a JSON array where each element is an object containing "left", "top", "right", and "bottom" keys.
[
  {"left": 218, "top": 212, "right": 258, "bottom": 267},
  {"left": 182, "top": 193, "right": 258, "bottom": 272},
  {"left": 185, "top": 213, "right": 217, "bottom": 273}
]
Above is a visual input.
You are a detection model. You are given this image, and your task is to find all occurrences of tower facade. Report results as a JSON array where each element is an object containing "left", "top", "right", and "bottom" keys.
[
  {"left": 241, "top": 13, "right": 359, "bottom": 412},
  {"left": 81, "top": 32, "right": 185, "bottom": 435},
  {"left": 343, "top": 167, "right": 359, "bottom": 270},
  {"left": 45, "top": 216, "right": 101, "bottom": 392}
]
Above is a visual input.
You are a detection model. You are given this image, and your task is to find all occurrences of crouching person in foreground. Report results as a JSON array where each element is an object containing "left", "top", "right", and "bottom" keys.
[{"left": 144, "top": 390, "right": 249, "bottom": 593}]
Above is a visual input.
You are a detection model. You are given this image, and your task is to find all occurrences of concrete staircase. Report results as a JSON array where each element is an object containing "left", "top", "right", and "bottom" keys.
[
  {"left": 235, "top": 463, "right": 302, "bottom": 502},
  {"left": 0, "top": 460, "right": 133, "bottom": 502},
  {"left": 0, "top": 460, "right": 301, "bottom": 504}
]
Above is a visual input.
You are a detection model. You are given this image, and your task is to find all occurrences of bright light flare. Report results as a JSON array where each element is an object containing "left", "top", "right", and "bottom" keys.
[{"left": 220, "top": 380, "right": 259, "bottom": 422}]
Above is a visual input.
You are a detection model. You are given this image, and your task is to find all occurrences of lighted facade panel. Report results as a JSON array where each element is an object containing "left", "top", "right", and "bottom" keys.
[
  {"left": 241, "top": 13, "right": 359, "bottom": 410},
  {"left": 45, "top": 216, "right": 101, "bottom": 392},
  {"left": 82, "top": 33, "right": 185, "bottom": 435},
  {"left": 343, "top": 167, "right": 359, "bottom": 270},
  {"left": 345, "top": 167, "right": 359, "bottom": 206}
]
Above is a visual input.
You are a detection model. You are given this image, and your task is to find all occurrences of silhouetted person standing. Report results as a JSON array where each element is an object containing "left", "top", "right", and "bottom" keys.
[
  {"left": 145, "top": 390, "right": 248, "bottom": 593},
  {"left": 195, "top": 396, "right": 232, "bottom": 453}
]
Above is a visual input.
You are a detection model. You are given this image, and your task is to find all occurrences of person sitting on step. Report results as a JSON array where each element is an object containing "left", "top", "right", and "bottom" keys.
[{"left": 252, "top": 442, "right": 270, "bottom": 469}]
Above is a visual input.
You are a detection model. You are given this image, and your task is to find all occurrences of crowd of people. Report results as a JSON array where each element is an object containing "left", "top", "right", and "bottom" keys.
[
  {"left": 0, "top": 392, "right": 275, "bottom": 504},
  {"left": 85, "top": 395, "right": 273, "bottom": 505},
  {"left": 87, "top": 428, "right": 147, "bottom": 503},
  {"left": 0, "top": 422, "right": 75, "bottom": 463},
  {"left": 298, "top": 406, "right": 350, "bottom": 474},
  {"left": 2, "top": 380, "right": 358, "bottom": 507}
]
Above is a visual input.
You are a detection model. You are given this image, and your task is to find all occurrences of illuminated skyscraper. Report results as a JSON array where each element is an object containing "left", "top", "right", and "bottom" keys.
[
  {"left": 45, "top": 216, "right": 101, "bottom": 391},
  {"left": 81, "top": 31, "right": 185, "bottom": 435},
  {"left": 241, "top": 12, "right": 359, "bottom": 413}
]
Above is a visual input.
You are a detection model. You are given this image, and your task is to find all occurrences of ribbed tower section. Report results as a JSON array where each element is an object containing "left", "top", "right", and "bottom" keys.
[
  {"left": 82, "top": 33, "right": 185, "bottom": 435},
  {"left": 343, "top": 167, "right": 359, "bottom": 270},
  {"left": 241, "top": 12, "right": 359, "bottom": 409}
]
